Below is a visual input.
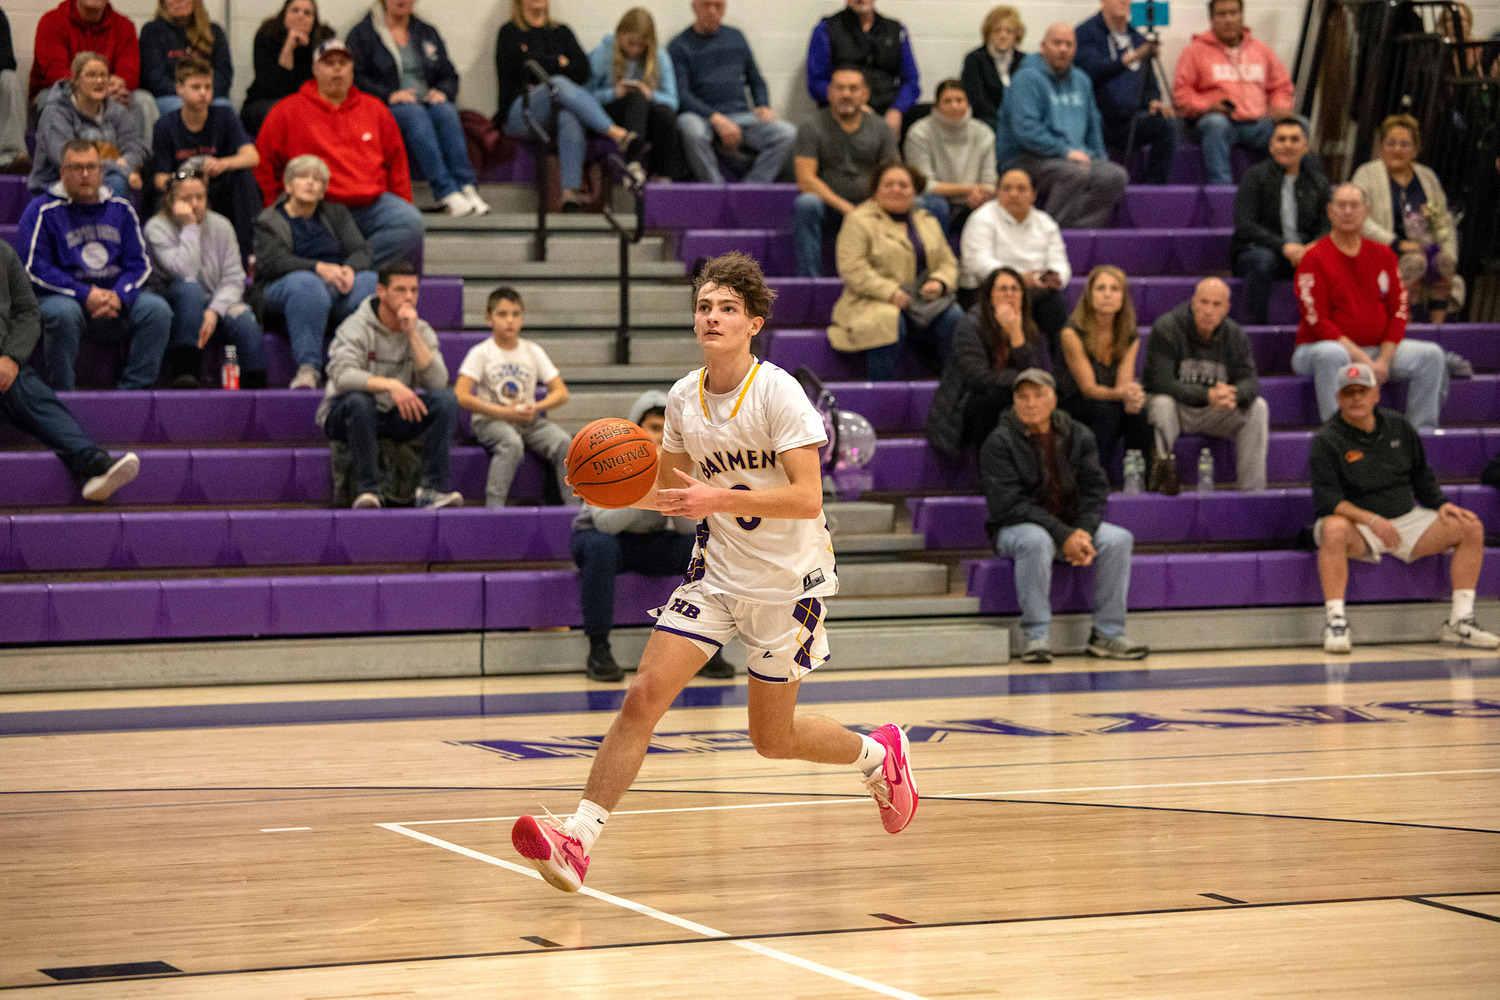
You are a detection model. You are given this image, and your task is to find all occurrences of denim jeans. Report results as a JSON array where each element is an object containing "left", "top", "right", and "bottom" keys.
[
  {"left": 323, "top": 386, "right": 458, "bottom": 495},
  {"left": 1231, "top": 245, "right": 1295, "bottom": 325},
  {"left": 390, "top": 99, "right": 476, "bottom": 201},
  {"left": 1193, "top": 113, "right": 1275, "bottom": 185},
  {"left": 677, "top": 111, "right": 796, "bottom": 184},
  {"left": 863, "top": 305, "right": 963, "bottom": 380},
  {"left": 0, "top": 365, "right": 111, "bottom": 480},
  {"left": 504, "top": 76, "right": 617, "bottom": 191},
  {"left": 793, "top": 193, "right": 843, "bottom": 277},
  {"left": 995, "top": 521, "right": 1134, "bottom": 642},
  {"left": 38, "top": 290, "right": 172, "bottom": 390},
  {"left": 1291, "top": 338, "right": 1448, "bottom": 429},
  {"left": 572, "top": 528, "right": 697, "bottom": 639},
  {"left": 346, "top": 192, "right": 424, "bottom": 268},
  {"left": 164, "top": 278, "right": 266, "bottom": 376},
  {"left": 470, "top": 415, "right": 574, "bottom": 507},
  {"left": 261, "top": 269, "right": 378, "bottom": 370}
]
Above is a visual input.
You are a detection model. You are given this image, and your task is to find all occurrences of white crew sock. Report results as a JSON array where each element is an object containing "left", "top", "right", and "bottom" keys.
[
  {"left": 855, "top": 734, "right": 887, "bottom": 776},
  {"left": 1451, "top": 589, "right": 1476, "bottom": 624},
  {"left": 1325, "top": 598, "right": 1346, "bottom": 621},
  {"left": 562, "top": 798, "right": 610, "bottom": 854}
]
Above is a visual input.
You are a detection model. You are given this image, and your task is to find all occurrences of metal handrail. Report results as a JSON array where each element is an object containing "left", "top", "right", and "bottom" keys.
[
  {"left": 600, "top": 154, "right": 648, "bottom": 365},
  {"left": 520, "top": 61, "right": 558, "bottom": 261}
]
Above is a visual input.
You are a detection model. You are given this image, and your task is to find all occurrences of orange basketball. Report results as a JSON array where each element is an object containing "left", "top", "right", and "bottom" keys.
[{"left": 567, "top": 418, "right": 659, "bottom": 509}]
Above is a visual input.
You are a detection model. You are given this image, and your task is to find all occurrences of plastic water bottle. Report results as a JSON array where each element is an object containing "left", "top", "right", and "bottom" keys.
[
  {"left": 1197, "top": 447, "right": 1215, "bottom": 493},
  {"left": 1123, "top": 449, "right": 1144, "bottom": 495},
  {"left": 221, "top": 345, "right": 240, "bottom": 390}
]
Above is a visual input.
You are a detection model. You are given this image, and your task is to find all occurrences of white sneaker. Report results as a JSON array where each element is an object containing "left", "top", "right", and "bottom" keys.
[
  {"left": 81, "top": 452, "right": 139, "bottom": 502},
  {"left": 441, "top": 191, "right": 475, "bottom": 217},
  {"left": 1440, "top": 616, "right": 1500, "bottom": 649},
  {"left": 461, "top": 184, "right": 492, "bottom": 215},
  {"left": 415, "top": 487, "right": 463, "bottom": 509},
  {"left": 1323, "top": 616, "right": 1351, "bottom": 654},
  {"left": 352, "top": 492, "right": 382, "bottom": 509},
  {"left": 289, "top": 364, "right": 320, "bottom": 390}
]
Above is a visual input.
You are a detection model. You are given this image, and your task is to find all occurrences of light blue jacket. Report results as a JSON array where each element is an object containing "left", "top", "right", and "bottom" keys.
[
  {"left": 995, "top": 52, "right": 1107, "bottom": 168},
  {"left": 586, "top": 36, "right": 678, "bottom": 112}
]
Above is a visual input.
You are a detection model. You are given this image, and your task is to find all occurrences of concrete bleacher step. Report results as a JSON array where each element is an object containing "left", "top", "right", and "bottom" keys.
[
  {"left": 461, "top": 280, "right": 692, "bottom": 328},
  {"left": 826, "top": 500, "right": 896, "bottom": 534},
  {"left": 833, "top": 561, "right": 949, "bottom": 597},
  {"left": 443, "top": 259, "right": 687, "bottom": 281},
  {"left": 423, "top": 232, "right": 672, "bottom": 271}
]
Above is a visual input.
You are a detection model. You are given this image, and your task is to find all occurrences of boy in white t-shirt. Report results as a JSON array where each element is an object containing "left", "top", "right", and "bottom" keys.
[
  {"left": 454, "top": 287, "right": 575, "bottom": 506},
  {"left": 511, "top": 252, "right": 917, "bottom": 893}
]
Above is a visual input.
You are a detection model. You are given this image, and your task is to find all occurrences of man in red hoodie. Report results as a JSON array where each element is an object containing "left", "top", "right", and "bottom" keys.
[
  {"left": 1171, "top": 0, "right": 1293, "bottom": 184},
  {"left": 29, "top": 0, "right": 140, "bottom": 110},
  {"left": 254, "top": 40, "right": 422, "bottom": 269}
]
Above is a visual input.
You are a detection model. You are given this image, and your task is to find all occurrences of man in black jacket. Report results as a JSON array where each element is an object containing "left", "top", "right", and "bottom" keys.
[
  {"left": 1144, "top": 277, "right": 1268, "bottom": 491},
  {"left": 1230, "top": 117, "right": 1330, "bottom": 324},
  {"left": 0, "top": 240, "right": 137, "bottom": 501},
  {"left": 1311, "top": 362, "right": 1496, "bottom": 653},
  {"left": 981, "top": 368, "right": 1148, "bottom": 663},
  {"left": 806, "top": 0, "right": 919, "bottom": 135}
]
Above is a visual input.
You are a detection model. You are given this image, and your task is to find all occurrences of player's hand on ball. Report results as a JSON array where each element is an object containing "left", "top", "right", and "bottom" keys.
[{"left": 657, "top": 469, "right": 721, "bottom": 518}]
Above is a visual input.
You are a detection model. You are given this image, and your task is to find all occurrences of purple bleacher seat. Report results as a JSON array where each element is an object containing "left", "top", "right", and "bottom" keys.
[
  {"left": 250, "top": 390, "right": 322, "bottom": 441},
  {"left": 911, "top": 495, "right": 989, "bottom": 549},
  {"left": 678, "top": 230, "right": 770, "bottom": 267},
  {"left": 1439, "top": 324, "right": 1500, "bottom": 373},
  {"left": 1118, "top": 186, "right": 1204, "bottom": 229},
  {"left": 1171, "top": 229, "right": 1231, "bottom": 274},
  {"left": 54, "top": 391, "right": 154, "bottom": 443},
  {"left": 1264, "top": 431, "right": 1313, "bottom": 483},
  {"left": 0, "top": 449, "right": 201, "bottom": 506},
  {"left": 725, "top": 185, "right": 798, "bottom": 228},
  {"left": 764, "top": 328, "right": 850, "bottom": 378},
  {"left": 192, "top": 448, "right": 298, "bottom": 503},
  {"left": 1192, "top": 490, "right": 1296, "bottom": 542},
  {"left": 1421, "top": 429, "right": 1488, "bottom": 478},
  {"left": 438, "top": 332, "right": 487, "bottom": 382},
  {"left": 1258, "top": 377, "right": 1318, "bottom": 426},
  {"left": 160, "top": 578, "right": 272, "bottom": 638},
  {"left": 0, "top": 583, "right": 49, "bottom": 643},
  {"left": 230, "top": 510, "right": 336, "bottom": 565},
  {"left": 644, "top": 183, "right": 727, "bottom": 228},
  {"left": 866, "top": 438, "right": 976, "bottom": 491},
  {"left": 533, "top": 506, "right": 579, "bottom": 559},
  {"left": 50, "top": 579, "right": 162, "bottom": 642},
  {"left": 1254, "top": 550, "right": 1323, "bottom": 604},
  {"left": 332, "top": 508, "right": 439, "bottom": 563},
  {"left": 378, "top": 572, "right": 485, "bottom": 631},
  {"left": 1247, "top": 326, "right": 1297, "bottom": 375},
  {"left": 1264, "top": 281, "right": 1299, "bottom": 325},
  {"left": 120, "top": 511, "right": 230, "bottom": 569},
  {"left": 153, "top": 391, "right": 256, "bottom": 443},
  {"left": 1107, "top": 493, "right": 1194, "bottom": 543},
  {"left": 821, "top": 381, "right": 934, "bottom": 432},
  {"left": 767, "top": 278, "right": 814, "bottom": 327},
  {"left": 1165, "top": 551, "right": 1260, "bottom": 607},
  {"left": 9, "top": 513, "right": 120, "bottom": 571},
  {"left": 0, "top": 517, "right": 10, "bottom": 572},
  {"left": 1202, "top": 187, "right": 1236, "bottom": 228},
  {"left": 1061, "top": 230, "right": 1095, "bottom": 275},
  {"left": 261, "top": 333, "right": 295, "bottom": 387},
  {"left": 433, "top": 507, "right": 537, "bottom": 561},
  {"left": 417, "top": 275, "right": 463, "bottom": 329},
  {"left": 270, "top": 575, "right": 380, "bottom": 635},
  {"left": 484, "top": 568, "right": 577, "bottom": 628},
  {"left": 0, "top": 176, "right": 27, "bottom": 224},
  {"left": 1346, "top": 551, "right": 1447, "bottom": 602},
  {"left": 1095, "top": 230, "right": 1173, "bottom": 276},
  {"left": 291, "top": 448, "right": 335, "bottom": 503}
]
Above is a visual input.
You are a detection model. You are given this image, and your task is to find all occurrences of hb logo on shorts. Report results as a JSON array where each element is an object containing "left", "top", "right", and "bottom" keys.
[{"left": 669, "top": 598, "right": 702, "bottom": 619}]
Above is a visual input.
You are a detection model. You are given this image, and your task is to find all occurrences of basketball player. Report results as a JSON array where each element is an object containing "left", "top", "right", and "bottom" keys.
[{"left": 512, "top": 252, "right": 917, "bottom": 892}]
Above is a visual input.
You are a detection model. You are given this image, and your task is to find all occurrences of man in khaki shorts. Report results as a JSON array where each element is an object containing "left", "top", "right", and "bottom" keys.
[{"left": 1310, "top": 362, "right": 1497, "bottom": 653}]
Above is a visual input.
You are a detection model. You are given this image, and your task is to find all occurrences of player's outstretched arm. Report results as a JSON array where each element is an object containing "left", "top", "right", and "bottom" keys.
[{"left": 657, "top": 444, "right": 823, "bottom": 521}]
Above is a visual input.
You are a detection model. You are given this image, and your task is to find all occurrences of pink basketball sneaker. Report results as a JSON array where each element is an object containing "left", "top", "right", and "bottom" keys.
[
  {"left": 863, "top": 723, "right": 918, "bottom": 833},
  {"left": 512, "top": 814, "right": 590, "bottom": 892}
]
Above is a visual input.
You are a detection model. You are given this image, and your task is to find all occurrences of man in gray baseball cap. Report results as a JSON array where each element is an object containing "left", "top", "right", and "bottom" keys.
[
  {"left": 1309, "top": 360, "right": 1496, "bottom": 653},
  {"left": 978, "top": 364, "right": 1147, "bottom": 662}
]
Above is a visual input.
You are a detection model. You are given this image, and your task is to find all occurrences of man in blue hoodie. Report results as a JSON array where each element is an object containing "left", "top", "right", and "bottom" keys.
[
  {"left": 994, "top": 23, "right": 1127, "bottom": 228},
  {"left": 19, "top": 139, "right": 170, "bottom": 390},
  {"left": 1075, "top": 0, "right": 1180, "bottom": 184}
]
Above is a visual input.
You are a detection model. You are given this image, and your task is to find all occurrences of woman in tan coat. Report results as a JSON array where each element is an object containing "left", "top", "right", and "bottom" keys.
[{"left": 828, "top": 161, "right": 962, "bottom": 380}]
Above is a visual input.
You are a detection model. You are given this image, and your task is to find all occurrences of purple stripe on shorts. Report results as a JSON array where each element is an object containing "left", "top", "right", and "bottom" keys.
[
  {"left": 654, "top": 625, "right": 724, "bottom": 649},
  {"left": 746, "top": 664, "right": 793, "bottom": 683}
]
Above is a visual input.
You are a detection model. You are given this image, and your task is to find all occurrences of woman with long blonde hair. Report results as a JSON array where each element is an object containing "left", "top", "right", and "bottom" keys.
[
  {"left": 586, "top": 8, "right": 686, "bottom": 180},
  {"left": 140, "top": 0, "right": 234, "bottom": 115},
  {"left": 1057, "top": 265, "right": 1153, "bottom": 479}
]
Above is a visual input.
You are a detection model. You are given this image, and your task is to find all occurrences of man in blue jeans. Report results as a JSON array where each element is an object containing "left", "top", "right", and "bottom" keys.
[
  {"left": 979, "top": 367, "right": 1148, "bottom": 663},
  {"left": 20, "top": 139, "right": 171, "bottom": 390}
]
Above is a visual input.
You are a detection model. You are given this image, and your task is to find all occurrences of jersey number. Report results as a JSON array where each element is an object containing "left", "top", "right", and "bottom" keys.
[{"left": 729, "top": 483, "right": 761, "bottom": 531}]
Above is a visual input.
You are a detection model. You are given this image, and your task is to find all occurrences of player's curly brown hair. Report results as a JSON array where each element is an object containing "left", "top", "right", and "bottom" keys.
[{"left": 692, "top": 252, "right": 777, "bottom": 322}]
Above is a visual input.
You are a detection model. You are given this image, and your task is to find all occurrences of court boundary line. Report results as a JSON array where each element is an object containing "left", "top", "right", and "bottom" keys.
[
  {"left": 1406, "top": 896, "right": 1500, "bottom": 923},
  {"left": 6, "top": 890, "right": 1494, "bottom": 992}
]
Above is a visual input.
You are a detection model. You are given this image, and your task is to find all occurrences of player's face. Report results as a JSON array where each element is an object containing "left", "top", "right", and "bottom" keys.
[
  {"left": 640, "top": 414, "right": 666, "bottom": 447},
  {"left": 488, "top": 299, "right": 524, "bottom": 342},
  {"left": 694, "top": 283, "right": 762, "bottom": 356}
]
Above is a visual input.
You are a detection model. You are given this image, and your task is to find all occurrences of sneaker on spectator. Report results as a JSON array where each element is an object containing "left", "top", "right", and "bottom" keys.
[
  {"left": 512, "top": 814, "right": 590, "bottom": 892},
  {"left": 461, "top": 184, "right": 492, "bottom": 215},
  {"left": 1086, "top": 627, "right": 1149, "bottom": 660},
  {"left": 863, "top": 723, "right": 917, "bottom": 833},
  {"left": 352, "top": 492, "right": 382, "bottom": 509},
  {"left": 289, "top": 365, "right": 320, "bottom": 390},
  {"left": 441, "top": 190, "right": 475, "bottom": 217},
  {"left": 81, "top": 452, "right": 139, "bottom": 502},
  {"left": 415, "top": 487, "right": 464, "bottom": 509},
  {"left": 1019, "top": 637, "right": 1052, "bottom": 663},
  {"left": 1323, "top": 616, "right": 1351, "bottom": 654},
  {"left": 1440, "top": 616, "right": 1499, "bottom": 649}
]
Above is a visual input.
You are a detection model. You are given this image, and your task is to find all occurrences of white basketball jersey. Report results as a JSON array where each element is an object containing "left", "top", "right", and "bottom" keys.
[{"left": 663, "top": 360, "right": 838, "bottom": 604}]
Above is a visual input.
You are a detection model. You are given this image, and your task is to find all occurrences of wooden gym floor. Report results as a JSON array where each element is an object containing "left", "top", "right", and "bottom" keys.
[{"left": 1, "top": 644, "right": 1497, "bottom": 998}]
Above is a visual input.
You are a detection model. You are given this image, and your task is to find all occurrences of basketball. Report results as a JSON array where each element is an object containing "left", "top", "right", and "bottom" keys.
[{"left": 567, "top": 418, "right": 659, "bottom": 509}]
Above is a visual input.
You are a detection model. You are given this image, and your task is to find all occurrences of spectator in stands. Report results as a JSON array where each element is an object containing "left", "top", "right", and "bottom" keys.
[
  {"left": 139, "top": 0, "right": 233, "bottom": 117},
  {"left": 828, "top": 161, "right": 960, "bottom": 381},
  {"left": 349, "top": 0, "right": 490, "bottom": 219},
  {"left": 1, "top": 239, "right": 139, "bottom": 501},
  {"left": 1056, "top": 264, "right": 1152, "bottom": 473},
  {"left": 903, "top": 80, "right": 996, "bottom": 235},
  {"left": 807, "top": 0, "right": 919, "bottom": 136},
  {"left": 1310, "top": 361, "right": 1497, "bottom": 654},
  {"left": 1230, "top": 116, "right": 1329, "bottom": 325},
  {"left": 571, "top": 390, "right": 735, "bottom": 682},
  {"left": 31, "top": 52, "right": 146, "bottom": 197},
  {"left": 1172, "top": 0, "right": 1293, "bottom": 185},
  {"left": 494, "top": 0, "right": 637, "bottom": 213},
  {"left": 317, "top": 261, "right": 462, "bottom": 510},
  {"left": 1075, "top": 0, "right": 1180, "bottom": 185},
  {"left": 589, "top": 9, "right": 685, "bottom": 184},
  {"left": 961, "top": 6, "right": 1026, "bottom": 130},
  {"left": 0, "top": 11, "right": 28, "bottom": 173},
  {"left": 793, "top": 66, "right": 898, "bottom": 277},
  {"left": 151, "top": 57, "right": 260, "bottom": 260},
  {"left": 1293, "top": 183, "right": 1445, "bottom": 429},
  {"left": 1143, "top": 277, "right": 1268, "bottom": 493},
  {"left": 928, "top": 266, "right": 1051, "bottom": 458},
  {"left": 455, "top": 286, "right": 573, "bottom": 507},
  {"left": 255, "top": 39, "right": 423, "bottom": 269},
  {"left": 959, "top": 168, "right": 1070, "bottom": 347},
  {"left": 994, "top": 23, "right": 1127, "bottom": 229},
  {"left": 669, "top": 0, "right": 793, "bottom": 186},
  {"left": 241, "top": 0, "right": 335, "bottom": 136},
  {"left": 980, "top": 367, "right": 1148, "bottom": 662},
  {"left": 1352, "top": 114, "right": 1462, "bottom": 326},
  {"left": 249, "top": 154, "right": 378, "bottom": 391},
  {"left": 145, "top": 170, "right": 266, "bottom": 390},
  {"left": 29, "top": 1, "right": 145, "bottom": 119},
  {"left": 20, "top": 139, "right": 171, "bottom": 392}
]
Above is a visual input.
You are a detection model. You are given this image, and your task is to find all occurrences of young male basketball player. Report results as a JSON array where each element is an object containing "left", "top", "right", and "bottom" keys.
[{"left": 512, "top": 252, "right": 917, "bottom": 892}]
